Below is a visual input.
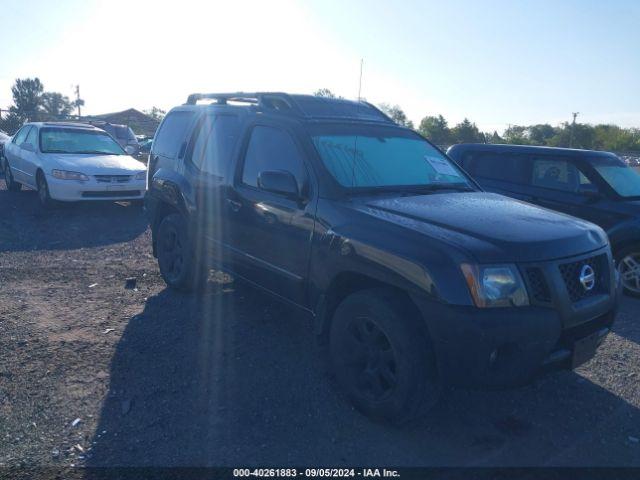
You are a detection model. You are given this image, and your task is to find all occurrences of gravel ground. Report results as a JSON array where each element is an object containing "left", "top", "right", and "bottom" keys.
[{"left": 0, "top": 179, "right": 639, "bottom": 474}]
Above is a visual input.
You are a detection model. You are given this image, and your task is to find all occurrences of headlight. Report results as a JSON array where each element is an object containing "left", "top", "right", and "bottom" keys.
[
  {"left": 135, "top": 171, "right": 146, "bottom": 180},
  {"left": 51, "top": 169, "right": 89, "bottom": 181},
  {"left": 461, "top": 264, "right": 529, "bottom": 308}
]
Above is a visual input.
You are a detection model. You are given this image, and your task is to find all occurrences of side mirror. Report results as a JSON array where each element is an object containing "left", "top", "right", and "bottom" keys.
[
  {"left": 258, "top": 170, "right": 299, "bottom": 198},
  {"left": 22, "top": 142, "right": 35, "bottom": 152},
  {"left": 124, "top": 145, "right": 136, "bottom": 155}
]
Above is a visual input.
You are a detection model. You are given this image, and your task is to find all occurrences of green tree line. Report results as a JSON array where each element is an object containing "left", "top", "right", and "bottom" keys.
[
  {"left": 315, "top": 88, "right": 640, "bottom": 152},
  {"left": 2, "top": 80, "right": 638, "bottom": 153}
]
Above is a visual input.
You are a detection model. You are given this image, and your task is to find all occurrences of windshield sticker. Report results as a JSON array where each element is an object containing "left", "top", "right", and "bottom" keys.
[{"left": 424, "top": 155, "right": 460, "bottom": 177}]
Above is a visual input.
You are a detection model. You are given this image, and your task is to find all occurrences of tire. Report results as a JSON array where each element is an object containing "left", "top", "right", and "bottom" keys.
[
  {"left": 616, "top": 246, "right": 640, "bottom": 298},
  {"left": 36, "top": 171, "right": 56, "bottom": 209},
  {"left": 329, "top": 288, "right": 441, "bottom": 424},
  {"left": 4, "top": 162, "right": 22, "bottom": 192},
  {"left": 156, "top": 213, "right": 208, "bottom": 292}
]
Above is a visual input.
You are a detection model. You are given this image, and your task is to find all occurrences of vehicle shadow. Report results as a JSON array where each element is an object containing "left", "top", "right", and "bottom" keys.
[
  {"left": 0, "top": 188, "right": 147, "bottom": 253},
  {"left": 85, "top": 282, "right": 640, "bottom": 470}
]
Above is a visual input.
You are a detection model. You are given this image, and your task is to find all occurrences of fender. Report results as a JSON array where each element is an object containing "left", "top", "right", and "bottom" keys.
[
  {"left": 146, "top": 167, "right": 196, "bottom": 256},
  {"left": 607, "top": 218, "right": 640, "bottom": 253}
]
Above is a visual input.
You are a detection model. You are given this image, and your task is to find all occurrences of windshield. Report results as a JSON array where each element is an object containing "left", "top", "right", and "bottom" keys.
[
  {"left": 590, "top": 155, "right": 640, "bottom": 198},
  {"left": 40, "top": 128, "right": 125, "bottom": 155},
  {"left": 311, "top": 125, "right": 472, "bottom": 190}
]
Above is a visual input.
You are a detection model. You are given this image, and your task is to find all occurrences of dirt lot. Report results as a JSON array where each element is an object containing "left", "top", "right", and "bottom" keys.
[{"left": 1, "top": 179, "right": 639, "bottom": 472}]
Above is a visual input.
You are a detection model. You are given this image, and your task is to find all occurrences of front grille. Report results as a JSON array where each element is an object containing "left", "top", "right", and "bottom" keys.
[
  {"left": 82, "top": 190, "right": 140, "bottom": 198},
  {"left": 526, "top": 267, "right": 551, "bottom": 302},
  {"left": 559, "top": 254, "right": 609, "bottom": 303},
  {"left": 94, "top": 175, "right": 131, "bottom": 183}
]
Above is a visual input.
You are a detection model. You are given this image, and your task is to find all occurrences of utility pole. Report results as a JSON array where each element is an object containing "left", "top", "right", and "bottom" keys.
[
  {"left": 74, "top": 85, "right": 82, "bottom": 117},
  {"left": 357, "top": 58, "right": 363, "bottom": 102},
  {"left": 569, "top": 112, "right": 579, "bottom": 148}
]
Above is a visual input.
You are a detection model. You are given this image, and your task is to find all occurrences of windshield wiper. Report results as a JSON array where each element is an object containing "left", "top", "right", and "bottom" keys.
[
  {"left": 75, "top": 150, "right": 119, "bottom": 155},
  {"left": 422, "top": 183, "right": 475, "bottom": 192}
]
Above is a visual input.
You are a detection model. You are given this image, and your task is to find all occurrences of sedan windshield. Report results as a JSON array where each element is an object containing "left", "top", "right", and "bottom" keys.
[
  {"left": 311, "top": 125, "right": 472, "bottom": 190},
  {"left": 40, "top": 128, "right": 125, "bottom": 155},
  {"left": 590, "top": 156, "right": 640, "bottom": 198}
]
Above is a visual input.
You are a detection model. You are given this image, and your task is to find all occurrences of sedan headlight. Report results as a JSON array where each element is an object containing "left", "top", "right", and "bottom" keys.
[
  {"left": 461, "top": 264, "right": 529, "bottom": 308},
  {"left": 51, "top": 169, "right": 89, "bottom": 181},
  {"left": 135, "top": 171, "right": 147, "bottom": 180}
]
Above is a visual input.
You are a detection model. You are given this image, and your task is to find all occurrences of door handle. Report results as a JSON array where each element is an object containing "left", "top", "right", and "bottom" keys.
[{"left": 226, "top": 198, "right": 242, "bottom": 212}]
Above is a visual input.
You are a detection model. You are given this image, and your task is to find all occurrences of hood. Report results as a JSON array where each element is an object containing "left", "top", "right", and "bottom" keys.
[
  {"left": 46, "top": 154, "right": 146, "bottom": 175},
  {"left": 361, "top": 192, "right": 608, "bottom": 263}
]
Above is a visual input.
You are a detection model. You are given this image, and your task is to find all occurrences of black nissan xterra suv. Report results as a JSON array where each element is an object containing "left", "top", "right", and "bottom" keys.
[{"left": 145, "top": 93, "right": 621, "bottom": 423}]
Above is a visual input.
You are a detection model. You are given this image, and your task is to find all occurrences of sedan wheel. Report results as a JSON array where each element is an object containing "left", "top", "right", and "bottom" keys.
[
  {"left": 618, "top": 251, "right": 640, "bottom": 297},
  {"left": 37, "top": 172, "right": 55, "bottom": 209},
  {"left": 5, "top": 163, "right": 22, "bottom": 192}
]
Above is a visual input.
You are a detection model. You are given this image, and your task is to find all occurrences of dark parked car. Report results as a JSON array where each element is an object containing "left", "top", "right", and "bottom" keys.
[
  {"left": 145, "top": 93, "right": 620, "bottom": 423},
  {"left": 447, "top": 144, "right": 640, "bottom": 298},
  {"left": 138, "top": 138, "right": 153, "bottom": 155},
  {"left": 0, "top": 130, "right": 11, "bottom": 174},
  {"left": 88, "top": 121, "right": 140, "bottom": 155}
]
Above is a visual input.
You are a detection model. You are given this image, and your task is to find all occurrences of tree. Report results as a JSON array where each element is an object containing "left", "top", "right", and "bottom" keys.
[
  {"left": 547, "top": 122, "right": 595, "bottom": 149},
  {"left": 488, "top": 131, "right": 505, "bottom": 144},
  {"left": 314, "top": 88, "right": 340, "bottom": 98},
  {"left": 41, "top": 92, "right": 73, "bottom": 119},
  {"left": 144, "top": 106, "right": 166, "bottom": 121},
  {"left": 378, "top": 103, "right": 414, "bottom": 129},
  {"left": 502, "top": 125, "right": 529, "bottom": 145},
  {"left": 0, "top": 112, "right": 24, "bottom": 135},
  {"left": 418, "top": 115, "right": 451, "bottom": 145},
  {"left": 451, "top": 118, "right": 482, "bottom": 143},
  {"left": 10, "top": 77, "right": 44, "bottom": 122},
  {"left": 527, "top": 124, "right": 556, "bottom": 145}
]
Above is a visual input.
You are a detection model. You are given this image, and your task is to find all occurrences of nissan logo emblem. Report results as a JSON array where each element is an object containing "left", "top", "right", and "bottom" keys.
[{"left": 579, "top": 264, "right": 596, "bottom": 291}]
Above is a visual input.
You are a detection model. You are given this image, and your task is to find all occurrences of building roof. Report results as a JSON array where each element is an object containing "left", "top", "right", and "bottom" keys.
[{"left": 85, "top": 108, "right": 160, "bottom": 137}]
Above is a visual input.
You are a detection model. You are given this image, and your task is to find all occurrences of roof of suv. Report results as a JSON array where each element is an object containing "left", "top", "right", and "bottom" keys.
[
  {"left": 448, "top": 143, "right": 616, "bottom": 158},
  {"left": 179, "top": 92, "right": 396, "bottom": 125}
]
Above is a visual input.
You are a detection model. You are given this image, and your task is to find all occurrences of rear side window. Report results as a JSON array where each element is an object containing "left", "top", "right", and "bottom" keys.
[
  {"left": 241, "top": 126, "right": 306, "bottom": 191},
  {"left": 12, "top": 126, "right": 31, "bottom": 145},
  {"left": 190, "top": 115, "right": 240, "bottom": 177},
  {"left": 467, "top": 152, "right": 528, "bottom": 184},
  {"left": 531, "top": 157, "right": 590, "bottom": 193},
  {"left": 115, "top": 126, "right": 128, "bottom": 139},
  {"left": 25, "top": 127, "right": 38, "bottom": 147},
  {"left": 153, "top": 111, "right": 194, "bottom": 159}
]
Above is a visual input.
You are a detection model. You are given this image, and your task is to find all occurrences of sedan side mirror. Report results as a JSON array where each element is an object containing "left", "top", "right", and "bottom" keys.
[
  {"left": 124, "top": 145, "right": 136, "bottom": 155},
  {"left": 22, "top": 142, "right": 35, "bottom": 152},
  {"left": 258, "top": 170, "right": 300, "bottom": 198}
]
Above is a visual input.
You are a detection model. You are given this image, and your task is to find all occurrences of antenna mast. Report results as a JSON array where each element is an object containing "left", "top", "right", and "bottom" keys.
[{"left": 357, "top": 58, "right": 363, "bottom": 102}]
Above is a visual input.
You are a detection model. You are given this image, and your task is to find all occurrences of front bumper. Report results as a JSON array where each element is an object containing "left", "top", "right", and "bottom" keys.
[
  {"left": 413, "top": 248, "right": 622, "bottom": 387},
  {"left": 46, "top": 174, "right": 146, "bottom": 202}
]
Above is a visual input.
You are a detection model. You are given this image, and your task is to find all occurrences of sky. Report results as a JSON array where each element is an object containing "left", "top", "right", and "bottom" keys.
[{"left": 0, "top": 0, "right": 638, "bottom": 133}]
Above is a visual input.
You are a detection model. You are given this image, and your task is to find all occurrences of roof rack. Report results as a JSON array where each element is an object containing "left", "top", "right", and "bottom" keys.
[
  {"left": 42, "top": 121, "right": 97, "bottom": 128},
  {"left": 185, "top": 92, "right": 395, "bottom": 124},
  {"left": 185, "top": 92, "right": 304, "bottom": 114}
]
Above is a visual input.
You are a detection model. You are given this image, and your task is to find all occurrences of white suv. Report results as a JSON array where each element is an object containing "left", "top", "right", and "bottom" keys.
[{"left": 4, "top": 122, "right": 147, "bottom": 208}]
